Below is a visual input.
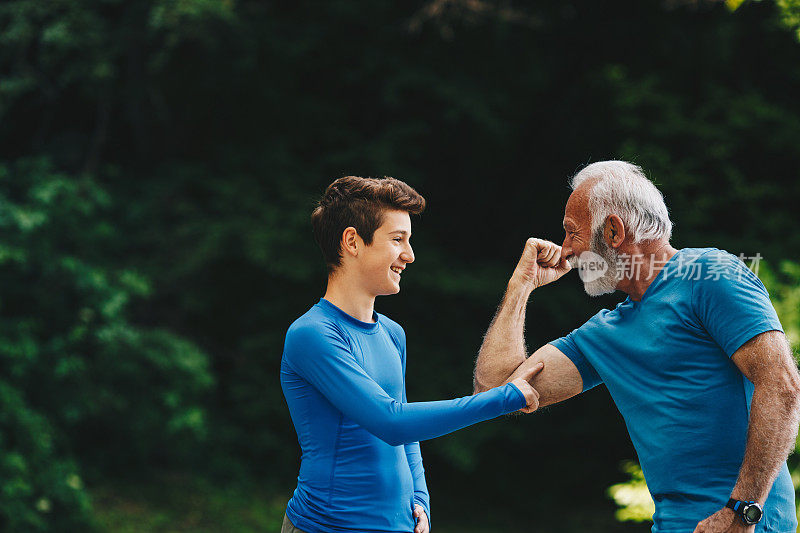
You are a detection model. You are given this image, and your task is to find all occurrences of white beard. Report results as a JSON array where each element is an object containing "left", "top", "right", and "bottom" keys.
[{"left": 581, "top": 228, "right": 620, "bottom": 297}]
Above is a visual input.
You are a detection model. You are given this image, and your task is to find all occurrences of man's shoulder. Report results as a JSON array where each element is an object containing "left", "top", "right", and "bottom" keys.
[
  {"left": 677, "top": 247, "right": 760, "bottom": 278},
  {"left": 678, "top": 247, "right": 738, "bottom": 264},
  {"left": 676, "top": 247, "right": 757, "bottom": 287},
  {"left": 582, "top": 306, "right": 622, "bottom": 328},
  {"left": 660, "top": 248, "right": 753, "bottom": 293},
  {"left": 556, "top": 307, "right": 619, "bottom": 345}
]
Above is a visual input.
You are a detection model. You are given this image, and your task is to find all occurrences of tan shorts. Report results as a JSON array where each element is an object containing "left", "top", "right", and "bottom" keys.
[{"left": 281, "top": 514, "right": 309, "bottom": 533}]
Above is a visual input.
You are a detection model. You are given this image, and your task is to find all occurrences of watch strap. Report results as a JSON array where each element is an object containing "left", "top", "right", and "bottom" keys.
[
  {"left": 726, "top": 498, "right": 762, "bottom": 525},
  {"left": 726, "top": 498, "right": 746, "bottom": 512}
]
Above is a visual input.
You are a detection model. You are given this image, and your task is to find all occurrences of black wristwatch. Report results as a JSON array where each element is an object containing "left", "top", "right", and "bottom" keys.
[{"left": 726, "top": 498, "right": 763, "bottom": 525}]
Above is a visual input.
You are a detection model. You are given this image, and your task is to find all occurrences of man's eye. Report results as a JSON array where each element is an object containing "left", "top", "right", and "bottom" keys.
[{"left": 394, "top": 238, "right": 402, "bottom": 242}]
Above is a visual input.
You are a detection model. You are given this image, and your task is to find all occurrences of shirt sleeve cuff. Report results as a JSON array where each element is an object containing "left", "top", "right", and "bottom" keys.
[
  {"left": 414, "top": 497, "right": 431, "bottom": 526},
  {"left": 505, "top": 382, "right": 527, "bottom": 410}
]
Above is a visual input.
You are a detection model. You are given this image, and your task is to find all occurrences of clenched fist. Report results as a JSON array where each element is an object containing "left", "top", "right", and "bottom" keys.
[{"left": 510, "top": 238, "right": 572, "bottom": 290}]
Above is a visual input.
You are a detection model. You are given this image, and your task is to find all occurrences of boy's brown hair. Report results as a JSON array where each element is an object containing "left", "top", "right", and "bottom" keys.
[{"left": 312, "top": 176, "right": 426, "bottom": 273}]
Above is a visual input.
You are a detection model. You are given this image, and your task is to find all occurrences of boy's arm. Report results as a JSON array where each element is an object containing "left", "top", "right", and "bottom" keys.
[
  {"left": 401, "top": 375, "right": 430, "bottom": 527},
  {"left": 285, "top": 323, "right": 541, "bottom": 446},
  {"left": 404, "top": 442, "right": 430, "bottom": 530}
]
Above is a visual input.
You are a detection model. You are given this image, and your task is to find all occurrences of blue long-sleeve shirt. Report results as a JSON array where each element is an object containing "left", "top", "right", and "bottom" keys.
[{"left": 280, "top": 298, "right": 526, "bottom": 533}]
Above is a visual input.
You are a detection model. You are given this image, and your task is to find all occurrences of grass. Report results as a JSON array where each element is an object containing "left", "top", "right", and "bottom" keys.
[
  {"left": 91, "top": 473, "right": 287, "bottom": 532},
  {"left": 90, "top": 473, "right": 652, "bottom": 532}
]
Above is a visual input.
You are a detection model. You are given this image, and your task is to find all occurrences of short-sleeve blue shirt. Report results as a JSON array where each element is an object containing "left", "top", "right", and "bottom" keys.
[{"left": 550, "top": 248, "right": 796, "bottom": 533}]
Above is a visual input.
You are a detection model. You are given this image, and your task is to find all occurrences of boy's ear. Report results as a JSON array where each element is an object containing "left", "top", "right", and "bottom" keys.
[{"left": 342, "top": 226, "right": 360, "bottom": 257}]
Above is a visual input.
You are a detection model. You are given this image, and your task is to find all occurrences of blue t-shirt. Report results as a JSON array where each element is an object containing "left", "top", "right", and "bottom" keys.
[
  {"left": 281, "top": 298, "right": 526, "bottom": 533},
  {"left": 550, "top": 248, "right": 796, "bottom": 533}
]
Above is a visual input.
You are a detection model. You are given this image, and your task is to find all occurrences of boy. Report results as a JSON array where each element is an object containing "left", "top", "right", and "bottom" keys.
[{"left": 280, "top": 176, "right": 542, "bottom": 533}]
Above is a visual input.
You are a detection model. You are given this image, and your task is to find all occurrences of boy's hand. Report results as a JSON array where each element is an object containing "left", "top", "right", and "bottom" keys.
[
  {"left": 507, "top": 362, "right": 544, "bottom": 413},
  {"left": 413, "top": 505, "right": 429, "bottom": 533}
]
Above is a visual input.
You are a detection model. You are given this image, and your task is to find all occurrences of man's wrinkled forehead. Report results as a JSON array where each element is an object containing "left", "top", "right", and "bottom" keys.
[{"left": 563, "top": 182, "right": 593, "bottom": 228}]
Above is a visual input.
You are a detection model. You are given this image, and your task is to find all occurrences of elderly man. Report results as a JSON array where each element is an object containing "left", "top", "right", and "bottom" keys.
[{"left": 474, "top": 161, "right": 800, "bottom": 533}]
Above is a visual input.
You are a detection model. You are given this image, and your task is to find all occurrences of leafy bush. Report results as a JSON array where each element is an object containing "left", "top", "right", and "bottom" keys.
[
  {"left": 0, "top": 379, "right": 94, "bottom": 532},
  {"left": 0, "top": 157, "right": 214, "bottom": 528}
]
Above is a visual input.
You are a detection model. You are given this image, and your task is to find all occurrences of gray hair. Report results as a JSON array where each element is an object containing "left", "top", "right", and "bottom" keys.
[{"left": 570, "top": 160, "right": 673, "bottom": 243}]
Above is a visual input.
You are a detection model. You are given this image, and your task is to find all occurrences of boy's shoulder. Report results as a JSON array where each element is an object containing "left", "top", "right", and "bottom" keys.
[
  {"left": 286, "top": 302, "right": 340, "bottom": 340},
  {"left": 285, "top": 301, "right": 406, "bottom": 346},
  {"left": 376, "top": 311, "right": 402, "bottom": 332},
  {"left": 375, "top": 311, "right": 406, "bottom": 355},
  {"left": 377, "top": 311, "right": 405, "bottom": 337}
]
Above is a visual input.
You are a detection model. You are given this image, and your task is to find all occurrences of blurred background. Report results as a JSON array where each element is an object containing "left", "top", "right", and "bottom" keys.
[{"left": 1, "top": 0, "right": 799, "bottom": 531}]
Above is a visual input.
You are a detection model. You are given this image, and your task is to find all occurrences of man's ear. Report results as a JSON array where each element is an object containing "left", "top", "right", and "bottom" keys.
[
  {"left": 604, "top": 215, "right": 626, "bottom": 248},
  {"left": 341, "top": 227, "right": 361, "bottom": 258}
]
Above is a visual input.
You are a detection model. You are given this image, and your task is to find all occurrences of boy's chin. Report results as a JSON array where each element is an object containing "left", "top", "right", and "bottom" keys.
[{"left": 378, "top": 283, "right": 401, "bottom": 296}]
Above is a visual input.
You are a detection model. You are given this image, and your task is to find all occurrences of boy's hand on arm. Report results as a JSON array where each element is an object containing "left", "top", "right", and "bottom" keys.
[
  {"left": 506, "top": 362, "right": 544, "bottom": 413},
  {"left": 505, "top": 344, "right": 584, "bottom": 408},
  {"left": 413, "top": 505, "right": 429, "bottom": 533}
]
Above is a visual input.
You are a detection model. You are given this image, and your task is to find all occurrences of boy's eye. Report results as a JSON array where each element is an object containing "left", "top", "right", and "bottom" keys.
[{"left": 394, "top": 237, "right": 403, "bottom": 242}]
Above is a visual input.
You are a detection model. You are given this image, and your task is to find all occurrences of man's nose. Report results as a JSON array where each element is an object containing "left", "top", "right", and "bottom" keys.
[{"left": 561, "top": 237, "right": 573, "bottom": 261}]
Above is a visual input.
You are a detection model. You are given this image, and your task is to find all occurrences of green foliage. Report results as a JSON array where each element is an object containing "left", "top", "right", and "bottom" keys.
[
  {"left": 1, "top": 0, "right": 800, "bottom": 530},
  {"left": 0, "top": 158, "right": 214, "bottom": 527},
  {"left": 775, "top": 0, "right": 800, "bottom": 39},
  {"left": 607, "top": 462, "right": 655, "bottom": 523},
  {"left": 0, "top": 380, "right": 94, "bottom": 532},
  {"left": 760, "top": 261, "right": 800, "bottom": 351},
  {"left": 0, "top": 157, "right": 213, "bottom": 467},
  {"left": 728, "top": 1, "right": 800, "bottom": 40}
]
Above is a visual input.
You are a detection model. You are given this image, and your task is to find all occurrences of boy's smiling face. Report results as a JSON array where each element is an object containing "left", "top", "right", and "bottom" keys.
[{"left": 357, "top": 209, "right": 415, "bottom": 297}]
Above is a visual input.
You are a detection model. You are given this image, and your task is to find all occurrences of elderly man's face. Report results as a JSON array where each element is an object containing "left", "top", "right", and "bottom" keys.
[
  {"left": 561, "top": 185, "right": 592, "bottom": 261},
  {"left": 562, "top": 182, "right": 620, "bottom": 296}
]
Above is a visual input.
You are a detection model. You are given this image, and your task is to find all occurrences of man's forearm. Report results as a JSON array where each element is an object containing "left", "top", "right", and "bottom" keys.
[
  {"left": 473, "top": 238, "right": 571, "bottom": 393},
  {"left": 473, "top": 280, "right": 534, "bottom": 392},
  {"left": 731, "top": 382, "right": 800, "bottom": 503}
]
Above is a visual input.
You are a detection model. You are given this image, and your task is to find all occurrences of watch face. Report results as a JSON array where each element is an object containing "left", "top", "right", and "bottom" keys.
[{"left": 743, "top": 504, "right": 762, "bottom": 524}]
